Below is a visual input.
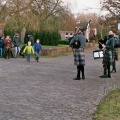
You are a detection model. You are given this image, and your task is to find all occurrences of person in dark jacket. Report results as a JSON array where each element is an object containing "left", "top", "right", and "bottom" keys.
[
  {"left": 33, "top": 39, "right": 43, "bottom": 62},
  {"left": 12, "top": 33, "right": 21, "bottom": 58},
  {"left": 0, "top": 36, "right": 4, "bottom": 58},
  {"left": 70, "top": 28, "right": 86, "bottom": 80},
  {"left": 111, "top": 31, "right": 119, "bottom": 73},
  {"left": 28, "top": 34, "right": 34, "bottom": 46},
  {"left": 100, "top": 30, "right": 115, "bottom": 78}
]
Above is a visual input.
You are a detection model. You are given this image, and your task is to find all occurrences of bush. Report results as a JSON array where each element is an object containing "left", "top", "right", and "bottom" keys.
[
  {"left": 4, "top": 29, "right": 60, "bottom": 46},
  {"left": 24, "top": 30, "right": 60, "bottom": 46},
  {"left": 4, "top": 29, "right": 20, "bottom": 39},
  {"left": 58, "top": 40, "right": 69, "bottom": 45}
]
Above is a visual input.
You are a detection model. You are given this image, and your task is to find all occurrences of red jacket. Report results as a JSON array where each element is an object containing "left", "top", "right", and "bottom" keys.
[{"left": 4, "top": 39, "right": 12, "bottom": 49}]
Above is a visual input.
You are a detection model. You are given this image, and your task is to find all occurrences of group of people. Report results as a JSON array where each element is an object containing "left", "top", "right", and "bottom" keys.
[
  {"left": 69, "top": 27, "right": 119, "bottom": 80},
  {"left": 99, "top": 30, "right": 119, "bottom": 78},
  {"left": 0, "top": 33, "right": 43, "bottom": 63}
]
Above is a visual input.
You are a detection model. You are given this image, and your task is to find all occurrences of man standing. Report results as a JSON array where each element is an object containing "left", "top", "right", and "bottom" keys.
[
  {"left": 111, "top": 31, "right": 118, "bottom": 73},
  {"left": 100, "top": 30, "right": 115, "bottom": 78},
  {"left": 12, "top": 33, "right": 21, "bottom": 58},
  {"left": 28, "top": 34, "right": 34, "bottom": 46},
  {"left": 70, "top": 28, "right": 86, "bottom": 80}
]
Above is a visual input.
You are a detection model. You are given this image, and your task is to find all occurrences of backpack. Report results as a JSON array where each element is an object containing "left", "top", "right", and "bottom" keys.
[{"left": 114, "top": 37, "right": 120, "bottom": 48}]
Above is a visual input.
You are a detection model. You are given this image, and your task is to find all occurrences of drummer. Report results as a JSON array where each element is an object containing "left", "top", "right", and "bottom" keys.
[{"left": 100, "top": 30, "right": 115, "bottom": 78}]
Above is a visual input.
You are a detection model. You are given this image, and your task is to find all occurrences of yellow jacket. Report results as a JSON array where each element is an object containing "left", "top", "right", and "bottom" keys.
[{"left": 23, "top": 45, "right": 34, "bottom": 54}]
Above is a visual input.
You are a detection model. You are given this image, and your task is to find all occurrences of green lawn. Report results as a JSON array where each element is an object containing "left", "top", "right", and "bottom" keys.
[
  {"left": 93, "top": 89, "right": 120, "bottom": 120},
  {"left": 20, "top": 43, "right": 69, "bottom": 49},
  {"left": 42, "top": 44, "right": 69, "bottom": 49}
]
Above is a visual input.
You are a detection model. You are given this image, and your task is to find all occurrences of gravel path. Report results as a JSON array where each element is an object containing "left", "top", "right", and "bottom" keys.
[{"left": 0, "top": 50, "right": 120, "bottom": 120}]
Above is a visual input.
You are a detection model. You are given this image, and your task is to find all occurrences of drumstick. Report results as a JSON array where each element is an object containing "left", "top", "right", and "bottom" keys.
[{"left": 99, "top": 42, "right": 103, "bottom": 46}]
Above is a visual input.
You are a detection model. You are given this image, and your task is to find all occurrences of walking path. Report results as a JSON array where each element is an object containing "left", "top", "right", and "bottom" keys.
[{"left": 0, "top": 50, "right": 120, "bottom": 120}]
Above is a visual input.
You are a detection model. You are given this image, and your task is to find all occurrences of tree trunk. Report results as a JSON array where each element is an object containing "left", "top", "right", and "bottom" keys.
[
  {"left": 0, "top": 23, "right": 5, "bottom": 37},
  {"left": 21, "top": 27, "right": 26, "bottom": 43}
]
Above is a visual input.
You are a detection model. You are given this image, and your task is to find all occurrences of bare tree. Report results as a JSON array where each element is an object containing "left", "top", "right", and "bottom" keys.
[
  {"left": 0, "top": 0, "right": 70, "bottom": 31},
  {"left": 102, "top": 0, "right": 120, "bottom": 19}
]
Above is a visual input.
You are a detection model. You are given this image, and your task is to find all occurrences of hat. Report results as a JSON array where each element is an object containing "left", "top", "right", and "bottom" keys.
[{"left": 15, "top": 33, "right": 19, "bottom": 36}]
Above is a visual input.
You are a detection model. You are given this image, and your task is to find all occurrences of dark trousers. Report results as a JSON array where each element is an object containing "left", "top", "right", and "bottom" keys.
[
  {"left": 103, "top": 64, "right": 111, "bottom": 77},
  {"left": 5, "top": 48, "right": 11, "bottom": 59},
  {"left": 77, "top": 65, "right": 85, "bottom": 78},
  {"left": 111, "top": 61, "right": 116, "bottom": 72},
  {"left": 26, "top": 54, "right": 31, "bottom": 61}
]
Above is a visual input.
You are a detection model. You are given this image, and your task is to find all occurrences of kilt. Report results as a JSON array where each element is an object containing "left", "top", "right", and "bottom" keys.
[
  {"left": 74, "top": 48, "right": 85, "bottom": 66},
  {"left": 103, "top": 49, "right": 112, "bottom": 65},
  {"left": 112, "top": 48, "right": 118, "bottom": 61}
]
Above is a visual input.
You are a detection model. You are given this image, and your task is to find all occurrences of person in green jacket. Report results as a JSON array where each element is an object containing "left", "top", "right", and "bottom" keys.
[
  {"left": 23, "top": 41, "right": 34, "bottom": 63},
  {"left": 100, "top": 30, "right": 115, "bottom": 78}
]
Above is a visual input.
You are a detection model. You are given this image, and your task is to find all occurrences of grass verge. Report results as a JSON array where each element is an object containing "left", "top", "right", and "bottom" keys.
[{"left": 93, "top": 89, "right": 120, "bottom": 120}]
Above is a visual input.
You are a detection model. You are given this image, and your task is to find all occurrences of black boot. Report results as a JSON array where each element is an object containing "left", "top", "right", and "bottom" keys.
[
  {"left": 73, "top": 66, "right": 81, "bottom": 80},
  {"left": 100, "top": 65, "right": 108, "bottom": 78},
  {"left": 81, "top": 65, "right": 85, "bottom": 79},
  {"left": 107, "top": 65, "right": 111, "bottom": 78},
  {"left": 111, "top": 61, "right": 116, "bottom": 73}
]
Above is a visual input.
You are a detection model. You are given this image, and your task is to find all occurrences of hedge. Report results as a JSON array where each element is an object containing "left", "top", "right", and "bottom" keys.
[
  {"left": 58, "top": 40, "right": 69, "bottom": 45},
  {"left": 4, "top": 29, "right": 61, "bottom": 46},
  {"left": 4, "top": 29, "right": 18, "bottom": 39},
  {"left": 24, "top": 30, "right": 60, "bottom": 46}
]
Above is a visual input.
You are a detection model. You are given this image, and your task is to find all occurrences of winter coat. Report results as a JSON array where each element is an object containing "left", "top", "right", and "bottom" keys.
[
  {"left": 103, "top": 37, "right": 115, "bottom": 65},
  {"left": 12, "top": 37, "right": 21, "bottom": 47},
  {"left": 70, "top": 33, "right": 86, "bottom": 66},
  {"left": 0, "top": 39, "right": 4, "bottom": 48},
  {"left": 4, "top": 39, "right": 12, "bottom": 49},
  {"left": 33, "top": 43, "right": 43, "bottom": 53},
  {"left": 23, "top": 45, "right": 34, "bottom": 54}
]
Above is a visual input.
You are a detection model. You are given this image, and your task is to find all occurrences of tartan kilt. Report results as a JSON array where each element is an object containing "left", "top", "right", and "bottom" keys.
[
  {"left": 74, "top": 48, "right": 85, "bottom": 66},
  {"left": 102, "top": 50, "right": 112, "bottom": 65},
  {"left": 112, "top": 48, "right": 118, "bottom": 61}
]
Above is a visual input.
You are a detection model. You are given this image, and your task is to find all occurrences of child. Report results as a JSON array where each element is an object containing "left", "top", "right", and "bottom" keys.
[
  {"left": 4, "top": 36, "right": 12, "bottom": 59},
  {"left": 23, "top": 41, "right": 34, "bottom": 63},
  {"left": 33, "top": 39, "right": 43, "bottom": 62}
]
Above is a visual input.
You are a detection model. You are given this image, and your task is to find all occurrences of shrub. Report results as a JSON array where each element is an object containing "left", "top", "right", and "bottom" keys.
[
  {"left": 24, "top": 30, "right": 60, "bottom": 46},
  {"left": 4, "top": 29, "right": 60, "bottom": 46},
  {"left": 58, "top": 40, "right": 69, "bottom": 45},
  {"left": 4, "top": 29, "right": 19, "bottom": 39}
]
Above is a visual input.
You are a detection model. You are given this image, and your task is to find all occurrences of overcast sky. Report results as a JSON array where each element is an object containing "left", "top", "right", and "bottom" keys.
[{"left": 62, "top": 0, "right": 107, "bottom": 16}]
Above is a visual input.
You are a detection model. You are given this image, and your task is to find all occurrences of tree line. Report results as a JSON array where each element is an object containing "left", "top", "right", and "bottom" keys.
[{"left": 0, "top": 0, "right": 120, "bottom": 44}]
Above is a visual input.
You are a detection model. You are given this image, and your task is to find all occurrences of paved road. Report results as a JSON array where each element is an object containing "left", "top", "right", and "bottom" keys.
[{"left": 0, "top": 50, "right": 120, "bottom": 120}]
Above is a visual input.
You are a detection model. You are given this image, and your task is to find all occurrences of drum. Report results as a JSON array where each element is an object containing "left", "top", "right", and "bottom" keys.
[{"left": 93, "top": 50, "right": 103, "bottom": 59}]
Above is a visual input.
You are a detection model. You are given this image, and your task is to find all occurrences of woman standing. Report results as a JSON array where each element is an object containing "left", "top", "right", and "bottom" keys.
[{"left": 4, "top": 36, "right": 12, "bottom": 59}]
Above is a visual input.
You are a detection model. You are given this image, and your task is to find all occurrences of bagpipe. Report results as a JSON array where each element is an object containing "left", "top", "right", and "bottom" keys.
[{"left": 69, "top": 20, "right": 92, "bottom": 50}]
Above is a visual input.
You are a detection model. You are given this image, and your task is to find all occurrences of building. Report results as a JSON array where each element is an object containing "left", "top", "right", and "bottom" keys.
[
  {"left": 59, "top": 31, "right": 74, "bottom": 40},
  {"left": 59, "top": 21, "right": 97, "bottom": 41}
]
